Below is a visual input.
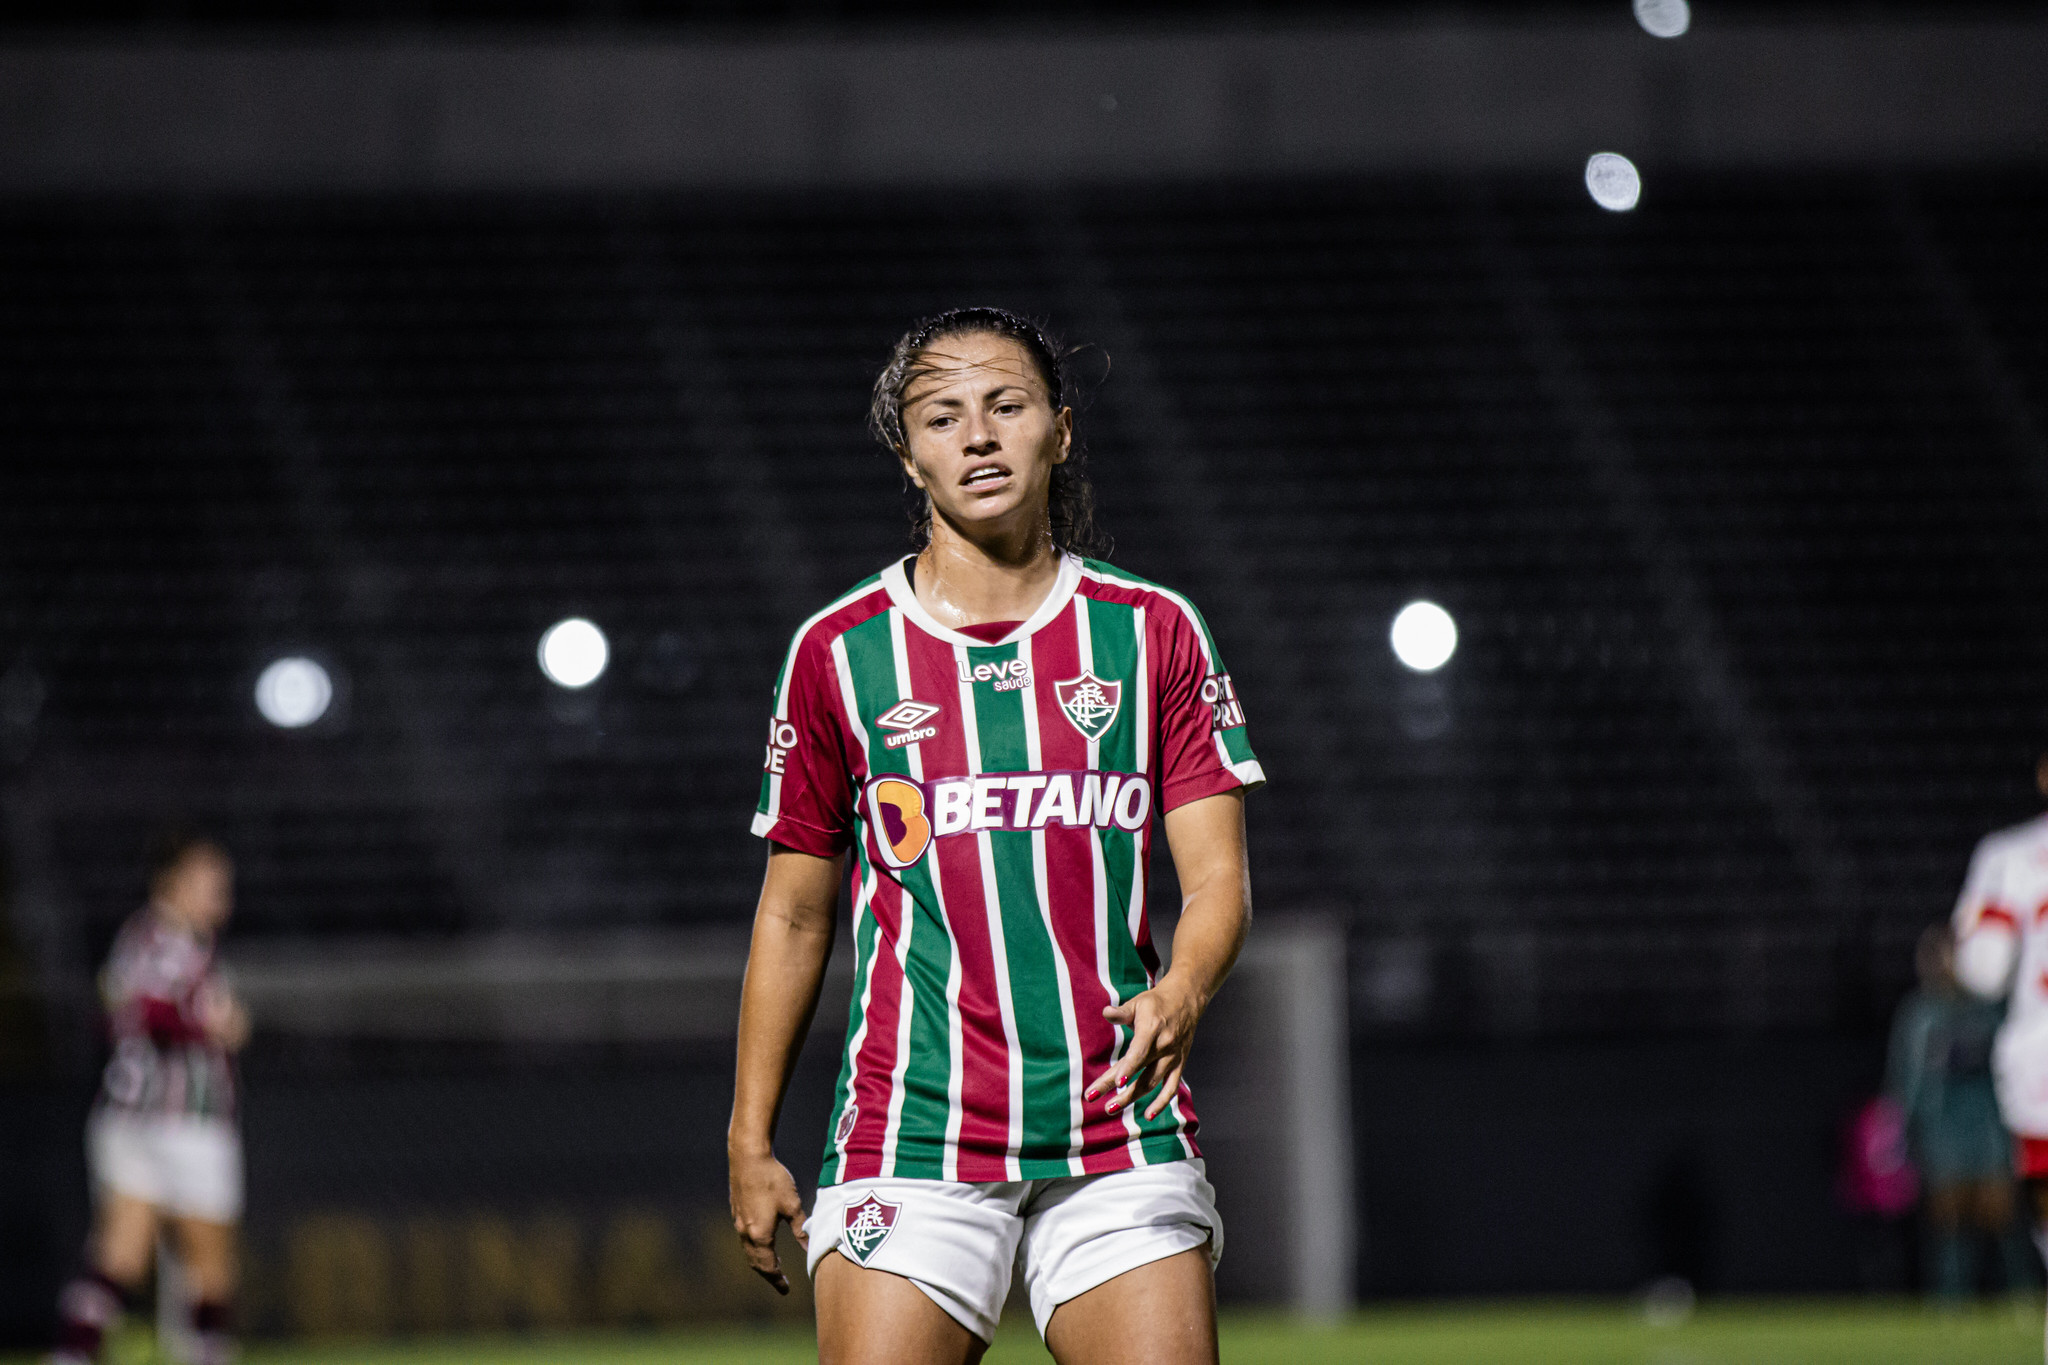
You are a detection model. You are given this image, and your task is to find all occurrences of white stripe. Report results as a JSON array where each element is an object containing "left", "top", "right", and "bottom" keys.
[
  {"left": 1018, "top": 631, "right": 1089, "bottom": 1176},
  {"left": 829, "top": 636, "right": 872, "bottom": 774},
  {"left": 760, "top": 578, "right": 881, "bottom": 828},
  {"left": 958, "top": 644, "right": 1026, "bottom": 1181}
]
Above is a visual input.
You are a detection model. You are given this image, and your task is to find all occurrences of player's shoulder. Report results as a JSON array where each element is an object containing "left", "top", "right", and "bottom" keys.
[
  {"left": 783, "top": 570, "right": 895, "bottom": 657},
  {"left": 1973, "top": 814, "right": 2048, "bottom": 868},
  {"left": 1073, "top": 558, "right": 1208, "bottom": 626}
]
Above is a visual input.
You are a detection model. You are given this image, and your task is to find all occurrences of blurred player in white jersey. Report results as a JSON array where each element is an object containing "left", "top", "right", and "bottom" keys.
[
  {"left": 48, "top": 833, "right": 248, "bottom": 1365},
  {"left": 1952, "top": 756, "right": 2048, "bottom": 1342}
]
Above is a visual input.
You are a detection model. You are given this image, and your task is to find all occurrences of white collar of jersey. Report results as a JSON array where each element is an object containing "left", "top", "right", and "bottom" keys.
[{"left": 880, "top": 551, "right": 1083, "bottom": 649}]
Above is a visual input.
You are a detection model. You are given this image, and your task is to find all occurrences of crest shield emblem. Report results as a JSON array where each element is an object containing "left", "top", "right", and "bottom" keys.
[
  {"left": 841, "top": 1193, "right": 900, "bottom": 1265},
  {"left": 1055, "top": 672, "right": 1123, "bottom": 742}
]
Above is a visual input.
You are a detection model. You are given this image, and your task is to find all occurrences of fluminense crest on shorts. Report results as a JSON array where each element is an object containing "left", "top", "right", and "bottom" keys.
[
  {"left": 1055, "top": 671, "right": 1122, "bottom": 742},
  {"left": 841, "top": 1193, "right": 899, "bottom": 1265}
]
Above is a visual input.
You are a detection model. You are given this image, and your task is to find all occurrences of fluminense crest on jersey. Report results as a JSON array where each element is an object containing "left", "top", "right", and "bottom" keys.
[
  {"left": 841, "top": 1193, "right": 899, "bottom": 1265},
  {"left": 1055, "top": 671, "right": 1123, "bottom": 742}
]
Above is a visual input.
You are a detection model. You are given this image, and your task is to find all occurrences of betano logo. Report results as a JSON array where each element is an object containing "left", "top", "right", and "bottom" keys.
[{"left": 863, "top": 770, "right": 1152, "bottom": 869}]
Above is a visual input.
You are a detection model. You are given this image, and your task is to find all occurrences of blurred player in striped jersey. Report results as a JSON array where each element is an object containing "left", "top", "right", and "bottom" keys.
[
  {"left": 729, "top": 309, "right": 1261, "bottom": 1365},
  {"left": 49, "top": 833, "right": 247, "bottom": 1365},
  {"left": 1952, "top": 755, "right": 2048, "bottom": 1349}
]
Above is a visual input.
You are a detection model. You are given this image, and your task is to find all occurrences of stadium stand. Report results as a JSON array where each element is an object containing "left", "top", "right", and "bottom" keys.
[
  {"left": 7, "top": 174, "right": 2045, "bottom": 1027},
  {"left": 5, "top": 171, "right": 2048, "bottom": 1319}
]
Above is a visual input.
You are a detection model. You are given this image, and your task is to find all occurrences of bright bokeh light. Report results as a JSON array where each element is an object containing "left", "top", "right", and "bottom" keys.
[
  {"left": 1585, "top": 152, "right": 1643, "bottom": 212},
  {"left": 1633, "top": 0, "right": 1691, "bottom": 39},
  {"left": 255, "top": 656, "right": 332, "bottom": 728},
  {"left": 539, "top": 617, "right": 609, "bottom": 689},
  {"left": 1390, "top": 601, "right": 1458, "bottom": 673}
]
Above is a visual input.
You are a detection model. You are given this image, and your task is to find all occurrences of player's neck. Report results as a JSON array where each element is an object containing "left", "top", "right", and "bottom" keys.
[{"left": 914, "top": 519, "right": 1061, "bottom": 629}]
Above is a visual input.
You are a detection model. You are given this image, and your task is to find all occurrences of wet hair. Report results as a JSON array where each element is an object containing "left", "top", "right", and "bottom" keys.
[
  {"left": 869, "top": 307, "right": 1111, "bottom": 560},
  {"left": 147, "top": 828, "right": 223, "bottom": 890}
]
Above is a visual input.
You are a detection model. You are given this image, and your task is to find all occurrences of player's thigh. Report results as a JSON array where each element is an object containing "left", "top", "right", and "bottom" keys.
[
  {"left": 815, "top": 1249, "right": 988, "bottom": 1365},
  {"left": 1042, "top": 1245, "right": 1217, "bottom": 1365},
  {"left": 168, "top": 1216, "right": 238, "bottom": 1300},
  {"left": 92, "top": 1190, "right": 159, "bottom": 1285}
]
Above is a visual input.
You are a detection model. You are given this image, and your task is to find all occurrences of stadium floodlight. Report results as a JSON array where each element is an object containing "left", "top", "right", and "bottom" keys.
[
  {"left": 254, "top": 656, "right": 332, "bottom": 729},
  {"left": 1585, "top": 152, "right": 1643, "bottom": 212},
  {"left": 1633, "top": 0, "right": 1691, "bottom": 39},
  {"left": 539, "top": 617, "right": 608, "bottom": 689},
  {"left": 1390, "top": 601, "right": 1457, "bottom": 673}
]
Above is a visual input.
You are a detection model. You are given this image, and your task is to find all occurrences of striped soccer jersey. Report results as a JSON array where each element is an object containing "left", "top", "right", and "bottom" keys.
[
  {"left": 1954, "top": 814, "right": 2048, "bottom": 1136},
  {"left": 96, "top": 907, "right": 237, "bottom": 1122},
  {"left": 753, "top": 553, "right": 1264, "bottom": 1185}
]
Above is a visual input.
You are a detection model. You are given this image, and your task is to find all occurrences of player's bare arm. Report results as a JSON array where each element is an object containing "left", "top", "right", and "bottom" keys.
[
  {"left": 729, "top": 845, "right": 843, "bottom": 1293},
  {"left": 1088, "top": 790, "right": 1250, "bottom": 1119}
]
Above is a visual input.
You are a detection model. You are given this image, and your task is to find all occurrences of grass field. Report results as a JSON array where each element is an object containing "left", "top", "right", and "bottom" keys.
[{"left": 22, "top": 1300, "right": 2042, "bottom": 1365}]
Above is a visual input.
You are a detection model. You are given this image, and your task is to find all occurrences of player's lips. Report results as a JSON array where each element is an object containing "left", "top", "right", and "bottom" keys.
[{"left": 960, "top": 462, "right": 1013, "bottom": 491}]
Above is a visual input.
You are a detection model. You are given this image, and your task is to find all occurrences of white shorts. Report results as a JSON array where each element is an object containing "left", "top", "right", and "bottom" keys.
[
  {"left": 88, "top": 1112, "right": 243, "bottom": 1223},
  {"left": 805, "top": 1158, "right": 1221, "bottom": 1342}
]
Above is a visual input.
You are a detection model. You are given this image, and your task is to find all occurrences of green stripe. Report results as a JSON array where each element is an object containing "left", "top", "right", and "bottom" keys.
[
  {"left": 841, "top": 615, "right": 953, "bottom": 1177},
  {"left": 969, "top": 642, "right": 1073, "bottom": 1165}
]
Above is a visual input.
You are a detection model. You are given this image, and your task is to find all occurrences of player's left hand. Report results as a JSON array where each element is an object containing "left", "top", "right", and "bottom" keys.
[
  {"left": 1088, "top": 978, "right": 1203, "bottom": 1121},
  {"left": 198, "top": 981, "right": 251, "bottom": 1052}
]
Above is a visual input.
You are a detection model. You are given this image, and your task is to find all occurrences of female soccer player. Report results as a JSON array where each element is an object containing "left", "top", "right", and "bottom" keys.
[
  {"left": 50, "top": 834, "right": 247, "bottom": 1365},
  {"left": 730, "top": 308, "right": 1263, "bottom": 1365}
]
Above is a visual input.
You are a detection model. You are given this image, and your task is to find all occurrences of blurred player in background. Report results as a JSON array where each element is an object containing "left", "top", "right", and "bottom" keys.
[
  {"left": 49, "top": 833, "right": 248, "bottom": 1365},
  {"left": 1952, "top": 756, "right": 2048, "bottom": 1345},
  {"left": 1885, "top": 925, "right": 2026, "bottom": 1298},
  {"left": 730, "top": 308, "right": 1261, "bottom": 1365}
]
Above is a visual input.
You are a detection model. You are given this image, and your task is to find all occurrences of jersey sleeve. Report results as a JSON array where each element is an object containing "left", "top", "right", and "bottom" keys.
[
  {"left": 751, "top": 625, "right": 856, "bottom": 858},
  {"left": 1153, "top": 593, "right": 1266, "bottom": 814},
  {"left": 100, "top": 921, "right": 209, "bottom": 1045}
]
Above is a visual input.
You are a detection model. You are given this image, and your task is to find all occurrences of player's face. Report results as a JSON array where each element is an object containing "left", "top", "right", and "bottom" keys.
[
  {"left": 898, "top": 332, "right": 1071, "bottom": 542},
  {"left": 162, "top": 846, "right": 235, "bottom": 934}
]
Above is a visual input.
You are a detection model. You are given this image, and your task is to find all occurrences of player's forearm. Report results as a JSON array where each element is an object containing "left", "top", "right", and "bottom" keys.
[
  {"left": 729, "top": 880, "right": 838, "bottom": 1155},
  {"left": 1158, "top": 870, "right": 1249, "bottom": 1015}
]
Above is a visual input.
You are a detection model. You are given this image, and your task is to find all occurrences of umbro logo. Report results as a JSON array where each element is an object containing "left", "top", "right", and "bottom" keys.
[
  {"left": 876, "top": 699, "right": 941, "bottom": 750},
  {"left": 876, "top": 700, "right": 940, "bottom": 731}
]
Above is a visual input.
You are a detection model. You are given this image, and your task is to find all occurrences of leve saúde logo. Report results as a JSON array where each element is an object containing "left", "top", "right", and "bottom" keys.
[
  {"left": 1055, "top": 671, "right": 1122, "bottom": 742},
  {"left": 841, "top": 1193, "right": 900, "bottom": 1266}
]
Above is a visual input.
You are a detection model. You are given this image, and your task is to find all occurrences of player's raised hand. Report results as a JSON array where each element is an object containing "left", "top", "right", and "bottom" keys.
[
  {"left": 729, "top": 1145, "right": 808, "bottom": 1295},
  {"left": 1089, "top": 978, "right": 1202, "bottom": 1121}
]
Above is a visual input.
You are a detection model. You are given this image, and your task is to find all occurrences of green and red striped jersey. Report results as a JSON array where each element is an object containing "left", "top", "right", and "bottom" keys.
[{"left": 753, "top": 553, "right": 1264, "bottom": 1185}]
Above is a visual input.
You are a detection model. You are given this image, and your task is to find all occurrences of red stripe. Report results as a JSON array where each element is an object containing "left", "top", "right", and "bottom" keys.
[
  {"left": 1979, "top": 903, "right": 2020, "bottom": 931},
  {"left": 904, "top": 626, "right": 1014, "bottom": 1179}
]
